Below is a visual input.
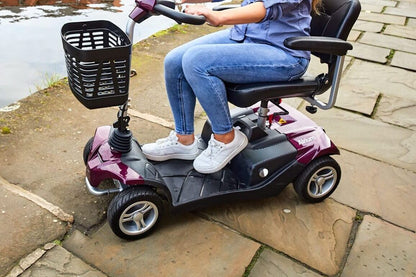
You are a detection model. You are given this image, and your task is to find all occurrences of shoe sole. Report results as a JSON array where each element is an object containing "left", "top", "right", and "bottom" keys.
[
  {"left": 194, "top": 133, "right": 248, "bottom": 174},
  {"left": 144, "top": 152, "right": 200, "bottom": 162}
]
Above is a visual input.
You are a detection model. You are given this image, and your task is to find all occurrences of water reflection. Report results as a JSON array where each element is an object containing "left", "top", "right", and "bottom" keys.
[
  {"left": 1, "top": 0, "right": 121, "bottom": 9},
  {"left": 0, "top": 0, "right": 175, "bottom": 108}
]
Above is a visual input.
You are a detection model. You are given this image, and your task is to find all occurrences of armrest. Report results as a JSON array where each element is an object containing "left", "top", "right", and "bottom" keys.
[{"left": 284, "top": 36, "right": 353, "bottom": 56}]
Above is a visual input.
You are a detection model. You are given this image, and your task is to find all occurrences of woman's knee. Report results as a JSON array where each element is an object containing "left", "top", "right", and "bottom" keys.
[
  {"left": 164, "top": 49, "right": 183, "bottom": 74},
  {"left": 182, "top": 45, "right": 212, "bottom": 78}
]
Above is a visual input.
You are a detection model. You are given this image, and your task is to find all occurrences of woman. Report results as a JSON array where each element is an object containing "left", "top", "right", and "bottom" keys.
[{"left": 142, "top": 0, "right": 321, "bottom": 174}]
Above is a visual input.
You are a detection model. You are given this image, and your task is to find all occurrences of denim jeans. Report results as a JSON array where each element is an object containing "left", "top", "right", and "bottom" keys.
[{"left": 164, "top": 29, "right": 309, "bottom": 135}]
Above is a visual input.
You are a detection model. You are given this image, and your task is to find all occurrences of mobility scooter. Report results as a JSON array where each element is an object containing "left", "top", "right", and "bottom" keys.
[{"left": 61, "top": 0, "right": 361, "bottom": 239}]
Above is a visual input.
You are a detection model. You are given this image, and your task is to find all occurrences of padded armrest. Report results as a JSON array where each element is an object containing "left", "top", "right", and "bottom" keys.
[{"left": 284, "top": 36, "right": 353, "bottom": 56}]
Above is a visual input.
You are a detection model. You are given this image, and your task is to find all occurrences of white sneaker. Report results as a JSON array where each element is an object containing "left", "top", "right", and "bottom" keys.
[
  {"left": 142, "top": 131, "right": 200, "bottom": 161},
  {"left": 193, "top": 128, "right": 248, "bottom": 174}
]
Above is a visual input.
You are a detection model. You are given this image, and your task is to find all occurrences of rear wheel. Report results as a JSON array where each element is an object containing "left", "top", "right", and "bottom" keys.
[
  {"left": 107, "top": 187, "right": 163, "bottom": 240},
  {"left": 294, "top": 156, "right": 341, "bottom": 203}
]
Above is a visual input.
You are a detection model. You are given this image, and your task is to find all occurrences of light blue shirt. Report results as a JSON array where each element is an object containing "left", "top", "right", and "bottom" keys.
[{"left": 230, "top": 0, "right": 312, "bottom": 59}]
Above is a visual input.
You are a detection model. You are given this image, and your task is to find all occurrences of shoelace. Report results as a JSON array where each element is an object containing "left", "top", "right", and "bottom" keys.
[
  {"left": 155, "top": 131, "right": 178, "bottom": 147},
  {"left": 204, "top": 138, "right": 224, "bottom": 157}
]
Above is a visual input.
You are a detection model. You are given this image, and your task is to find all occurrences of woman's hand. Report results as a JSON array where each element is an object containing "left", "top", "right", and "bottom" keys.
[
  {"left": 184, "top": 2, "right": 266, "bottom": 27},
  {"left": 184, "top": 5, "right": 222, "bottom": 26}
]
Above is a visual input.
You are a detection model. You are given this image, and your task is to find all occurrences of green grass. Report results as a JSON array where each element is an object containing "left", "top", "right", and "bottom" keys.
[
  {"left": 1, "top": 126, "right": 11, "bottom": 134},
  {"left": 242, "top": 245, "right": 265, "bottom": 277},
  {"left": 152, "top": 24, "right": 188, "bottom": 37},
  {"left": 34, "top": 73, "right": 65, "bottom": 91}
]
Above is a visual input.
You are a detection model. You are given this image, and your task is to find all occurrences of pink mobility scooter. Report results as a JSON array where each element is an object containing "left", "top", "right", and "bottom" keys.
[{"left": 61, "top": 0, "right": 360, "bottom": 239}]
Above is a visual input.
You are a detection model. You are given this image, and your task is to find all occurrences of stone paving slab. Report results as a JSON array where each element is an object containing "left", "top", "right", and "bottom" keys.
[
  {"left": 375, "top": 94, "right": 416, "bottom": 131},
  {"left": 391, "top": 51, "right": 416, "bottom": 71},
  {"left": 332, "top": 150, "right": 416, "bottom": 232},
  {"left": 335, "top": 84, "right": 379, "bottom": 116},
  {"left": 17, "top": 245, "right": 108, "bottom": 277},
  {"left": 341, "top": 215, "right": 416, "bottom": 277},
  {"left": 335, "top": 59, "right": 382, "bottom": 116},
  {"left": 348, "top": 42, "right": 390, "bottom": 64},
  {"left": 202, "top": 187, "right": 356, "bottom": 276},
  {"left": 360, "top": 3, "right": 384, "bottom": 13},
  {"left": 384, "top": 24, "right": 416, "bottom": 40},
  {"left": 359, "top": 32, "right": 416, "bottom": 53},
  {"left": 249, "top": 248, "right": 322, "bottom": 277},
  {"left": 358, "top": 11, "right": 406, "bottom": 25},
  {"left": 353, "top": 20, "right": 384, "bottom": 33},
  {"left": 397, "top": 0, "right": 416, "bottom": 8},
  {"left": 347, "top": 30, "right": 361, "bottom": 42},
  {"left": 0, "top": 182, "right": 68, "bottom": 275},
  {"left": 353, "top": 19, "right": 384, "bottom": 33},
  {"left": 385, "top": 6, "right": 416, "bottom": 18},
  {"left": 63, "top": 213, "right": 259, "bottom": 277},
  {"left": 305, "top": 106, "right": 416, "bottom": 172},
  {"left": 339, "top": 59, "right": 416, "bottom": 101},
  {"left": 359, "top": 0, "right": 396, "bottom": 7}
]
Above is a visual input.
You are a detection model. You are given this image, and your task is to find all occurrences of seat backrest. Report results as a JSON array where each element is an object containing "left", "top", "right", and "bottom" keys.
[{"left": 310, "top": 0, "right": 361, "bottom": 64}]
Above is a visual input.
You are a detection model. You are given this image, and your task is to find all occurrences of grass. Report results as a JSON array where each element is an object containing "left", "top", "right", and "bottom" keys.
[
  {"left": 53, "top": 240, "right": 63, "bottom": 246},
  {"left": 34, "top": 73, "right": 65, "bottom": 91},
  {"left": 152, "top": 24, "right": 188, "bottom": 37},
  {"left": 242, "top": 245, "right": 265, "bottom": 277},
  {"left": 386, "top": 49, "right": 395, "bottom": 63},
  {"left": 1, "top": 126, "right": 11, "bottom": 134}
]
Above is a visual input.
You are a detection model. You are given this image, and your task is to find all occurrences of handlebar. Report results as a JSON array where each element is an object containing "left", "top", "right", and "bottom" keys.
[
  {"left": 129, "top": 0, "right": 206, "bottom": 25},
  {"left": 154, "top": 2, "right": 206, "bottom": 25}
]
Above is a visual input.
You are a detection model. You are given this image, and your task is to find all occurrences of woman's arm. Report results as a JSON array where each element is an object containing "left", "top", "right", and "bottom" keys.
[
  {"left": 184, "top": 2, "right": 266, "bottom": 27},
  {"left": 179, "top": 0, "right": 212, "bottom": 3}
]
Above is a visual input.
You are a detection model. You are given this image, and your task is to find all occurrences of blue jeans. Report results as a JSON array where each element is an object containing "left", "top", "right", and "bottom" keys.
[{"left": 164, "top": 29, "right": 309, "bottom": 135}]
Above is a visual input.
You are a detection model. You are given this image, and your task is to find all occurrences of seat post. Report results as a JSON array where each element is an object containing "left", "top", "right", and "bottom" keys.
[{"left": 257, "top": 100, "right": 269, "bottom": 129}]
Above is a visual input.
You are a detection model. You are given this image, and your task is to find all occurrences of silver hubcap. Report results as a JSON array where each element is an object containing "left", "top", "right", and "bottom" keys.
[
  {"left": 307, "top": 166, "right": 337, "bottom": 198},
  {"left": 119, "top": 201, "right": 158, "bottom": 235}
]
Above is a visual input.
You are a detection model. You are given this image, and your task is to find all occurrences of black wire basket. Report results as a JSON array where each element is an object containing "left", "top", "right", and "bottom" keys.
[{"left": 61, "top": 20, "right": 132, "bottom": 109}]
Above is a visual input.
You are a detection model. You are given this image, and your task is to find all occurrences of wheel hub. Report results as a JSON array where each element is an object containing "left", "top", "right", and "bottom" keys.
[
  {"left": 316, "top": 176, "right": 325, "bottom": 187},
  {"left": 133, "top": 211, "right": 144, "bottom": 222},
  {"left": 119, "top": 201, "right": 158, "bottom": 236}
]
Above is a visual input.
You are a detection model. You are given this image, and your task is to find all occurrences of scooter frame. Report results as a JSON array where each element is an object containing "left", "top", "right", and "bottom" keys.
[{"left": 62, "top": 0, "right": 360, "bottom": 239}]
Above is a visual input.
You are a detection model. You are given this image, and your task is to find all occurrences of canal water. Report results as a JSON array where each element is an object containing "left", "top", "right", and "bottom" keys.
[{"left": 0, "top": 0, "right": 177, "bottom": 109}]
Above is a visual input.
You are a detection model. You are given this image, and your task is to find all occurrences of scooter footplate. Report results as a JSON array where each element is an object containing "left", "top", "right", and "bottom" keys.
[{"left": 153, "top": 160, "right": 241, "bottom": 204}]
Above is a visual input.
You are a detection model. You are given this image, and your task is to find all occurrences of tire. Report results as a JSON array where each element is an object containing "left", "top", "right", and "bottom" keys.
[
  {"left": 107, "top": 187, "right": 163, "bottom": 240},
  {"left": 294, "top": 156, "right": 341, "bottom": 203},
  {"left": 83, "top": 137, "right": 94, "bottom": 166}
]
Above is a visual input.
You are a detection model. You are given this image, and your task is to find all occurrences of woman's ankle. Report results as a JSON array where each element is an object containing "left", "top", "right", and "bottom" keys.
[
  {"left": 213, "top": 129, "right": 235, "bottom": 144},
  {"left": 176, "top": 133, "right": 195, "bottom": 145}
]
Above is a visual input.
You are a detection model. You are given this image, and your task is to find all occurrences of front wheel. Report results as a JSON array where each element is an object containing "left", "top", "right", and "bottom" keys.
[
  {"left": 83, "top": 137, "right": 94, "bottom": 166},
  {"left": 294, "top": 156, "right": 341, "bottom": 203},
  {"left": 107, "top": 187, "right": 163, "bottom": 240}
]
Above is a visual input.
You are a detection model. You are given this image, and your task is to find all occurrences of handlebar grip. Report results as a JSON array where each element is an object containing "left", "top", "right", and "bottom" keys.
[{"left": 153, "top": 4, "right": 206, "bottom": 25}]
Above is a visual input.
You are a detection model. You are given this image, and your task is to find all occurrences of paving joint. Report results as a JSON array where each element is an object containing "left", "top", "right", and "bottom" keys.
[
  {"left": 264, "top": 244, "right": 328, "bottom": 276},
  {"left": 334, "top": 210, "right": 364, "bottom": 277},
  {"left": 369, "top": 93, "right": 383, "bottom": 118},
  {"left": 242, "top": 245, "right": 265, "bottom": 277},
  {"left": 5, "top": 242, "right": 56, "bottom": 277},
  {"left": 0, "top": 176, "right": 73, "bottom": 224},
  {"left": 198, "top": 210, "right": 329, "bottom": 276}
]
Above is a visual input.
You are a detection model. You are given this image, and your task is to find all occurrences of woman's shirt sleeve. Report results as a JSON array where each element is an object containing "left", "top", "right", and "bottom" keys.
[{"left": 229, "top": 0, "right": 312, "bottom": 59}]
